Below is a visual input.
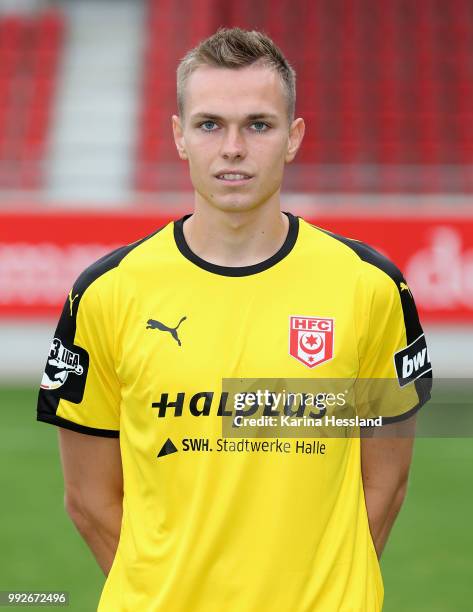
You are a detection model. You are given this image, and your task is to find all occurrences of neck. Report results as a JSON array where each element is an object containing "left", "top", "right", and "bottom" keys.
[{"left": 183, "top": 194, "right": 289, "bottom": 267}]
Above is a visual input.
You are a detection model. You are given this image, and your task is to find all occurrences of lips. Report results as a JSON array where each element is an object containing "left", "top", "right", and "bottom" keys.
[
  {"left": 217, "top": 173, "right": 250, "bottom": 180},
  {"left": 215, "top": 171, "right": 253, "bottom": 182}
]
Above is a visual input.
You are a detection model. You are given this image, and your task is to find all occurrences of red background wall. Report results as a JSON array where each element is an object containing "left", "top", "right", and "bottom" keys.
[{"left": 1, "top": 210, "right": 472, "bottom": 322}]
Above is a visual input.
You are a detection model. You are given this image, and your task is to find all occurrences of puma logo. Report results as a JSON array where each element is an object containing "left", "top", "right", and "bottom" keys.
[
  {"left": 400, "top": 282, "right": 412, "bottom": 298},
  {"left": 146, "top": 317, "right": 187, "bottom": 346},
  {"left": 68, "top": 290, "right": 79, "bottom": 316}
]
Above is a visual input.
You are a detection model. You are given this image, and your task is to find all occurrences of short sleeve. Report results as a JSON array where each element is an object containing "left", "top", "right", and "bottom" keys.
[
  {"left": 356, "top": 260, "right": 433, "bottom": 423},
  {"left": 37, "top": 267, "right": 120, "bottom": 437}
]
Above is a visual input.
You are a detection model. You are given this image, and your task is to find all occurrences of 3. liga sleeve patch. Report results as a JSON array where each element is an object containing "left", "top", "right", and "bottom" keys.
[
  {"left": 40, "top": 337, "right": 89, "bottom": 403},
  {"left": 394, "top": 333, "right": 432, "bottom": 388}
]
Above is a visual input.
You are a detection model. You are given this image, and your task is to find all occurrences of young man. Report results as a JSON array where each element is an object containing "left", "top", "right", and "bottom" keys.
[{"left": 37, "top": 28, "right": 432, "bottom": 611}]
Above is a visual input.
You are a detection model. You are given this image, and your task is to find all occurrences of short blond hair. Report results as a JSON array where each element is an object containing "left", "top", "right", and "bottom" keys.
[{"left": 177, "top": 27, "right": 296, "bottom": 122}]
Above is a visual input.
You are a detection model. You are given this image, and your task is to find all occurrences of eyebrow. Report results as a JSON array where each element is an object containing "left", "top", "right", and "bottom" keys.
[{"left": 190, "top": 112, "right": 279, "bottom": 122}]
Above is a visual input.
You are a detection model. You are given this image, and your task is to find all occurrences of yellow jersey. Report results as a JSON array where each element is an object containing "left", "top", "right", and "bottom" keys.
[{"left": 37, "top": 212, "right": 432, "bottom": 611}]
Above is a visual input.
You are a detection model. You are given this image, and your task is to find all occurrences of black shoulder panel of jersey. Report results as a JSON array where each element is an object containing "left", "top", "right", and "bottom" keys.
[
  {"left": 315, "top": 227, "right": 423, "bottom": 344},
  {"left": 313, "top": 226, "right": 433, "bottom": 412},
  {"left": 73, "top": 225, "right": 166, "bottom": 304},
  {"left": 37, "top": 225, "right": 166, "bottom": 433}
]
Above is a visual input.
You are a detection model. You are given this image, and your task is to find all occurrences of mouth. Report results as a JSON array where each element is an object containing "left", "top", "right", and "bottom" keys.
[{"left": 215, "top": 172, "right": 253, "bottom": 185}]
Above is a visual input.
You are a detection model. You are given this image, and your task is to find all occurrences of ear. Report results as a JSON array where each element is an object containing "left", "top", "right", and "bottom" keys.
[
  {"left": 172, "top": 114, "right": 188, "bottom": 160},
  {"left": 285, "top": 117, "right": 305, "bottom": 163}
]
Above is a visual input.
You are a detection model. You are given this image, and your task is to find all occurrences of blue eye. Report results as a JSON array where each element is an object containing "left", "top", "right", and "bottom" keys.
[
  {"left": 251, "top": 122, "right": 269, "bottom": 132},
  {"left": 200, "top": 121, "right": 218, "bottom": 131}
]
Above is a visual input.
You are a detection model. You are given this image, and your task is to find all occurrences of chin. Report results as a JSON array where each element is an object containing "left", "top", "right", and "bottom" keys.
[
  {"left": 219, "top": 200, "right": 259, "bottom": 213},
  {"left": 206, "top": 194, "right": 262, "bottom": 214}
]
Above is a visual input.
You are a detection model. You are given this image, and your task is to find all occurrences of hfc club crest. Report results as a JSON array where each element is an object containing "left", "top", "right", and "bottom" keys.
[{"left": 289, "top": 316, "right": 334, "bottom": 368}]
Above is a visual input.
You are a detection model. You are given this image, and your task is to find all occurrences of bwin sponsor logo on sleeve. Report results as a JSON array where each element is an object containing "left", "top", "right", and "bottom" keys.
[
  {"left": 394, "top": 334, "right": 432, "bottom": 387},
  {"left": 41, "top": 337, "right": 84, "bottom": 390}
]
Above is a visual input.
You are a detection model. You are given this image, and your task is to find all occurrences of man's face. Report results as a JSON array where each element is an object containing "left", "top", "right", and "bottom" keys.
[{"left": 172, "top": 63, "right": 304, "bottom": 213}]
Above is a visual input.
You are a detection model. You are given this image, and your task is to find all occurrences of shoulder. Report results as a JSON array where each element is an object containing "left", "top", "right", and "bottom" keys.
[
  {"left": 299, "top": 218, "right": 425, "bottom": 343},
  {"left": 62, "top": 222, "right": 170, "bottom": 324},
  {"left": 72, "top": 223, "right": 169, "bottom": 300},
  {"left": 299, "top": 217, "right": 405, "bottom": 293}
]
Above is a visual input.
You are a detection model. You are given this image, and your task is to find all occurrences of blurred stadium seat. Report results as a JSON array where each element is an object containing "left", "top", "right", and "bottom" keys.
[
  {"left": 0, "top": 7, "right": 64, "bottom": 190},
  {"left": 137, "top": 0, "right": 473, "bottom": 193},
  {"left": 0, "top": 0, "right": 471, "bottom": 196}
]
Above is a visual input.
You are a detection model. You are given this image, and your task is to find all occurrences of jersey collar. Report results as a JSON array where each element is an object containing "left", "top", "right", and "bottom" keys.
[{"left": 173, "top": 211, "right": 299, "bottom": 277}]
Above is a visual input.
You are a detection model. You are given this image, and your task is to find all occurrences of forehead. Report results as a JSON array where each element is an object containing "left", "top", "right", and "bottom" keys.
[{"left": 184, "top": 63, "right": 287, "bottom": 119}]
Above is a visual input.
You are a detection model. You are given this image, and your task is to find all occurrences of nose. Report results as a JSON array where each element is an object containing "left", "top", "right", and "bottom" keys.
[{"left": 220, "top": 126, "right": 247, "bottom": 160}]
